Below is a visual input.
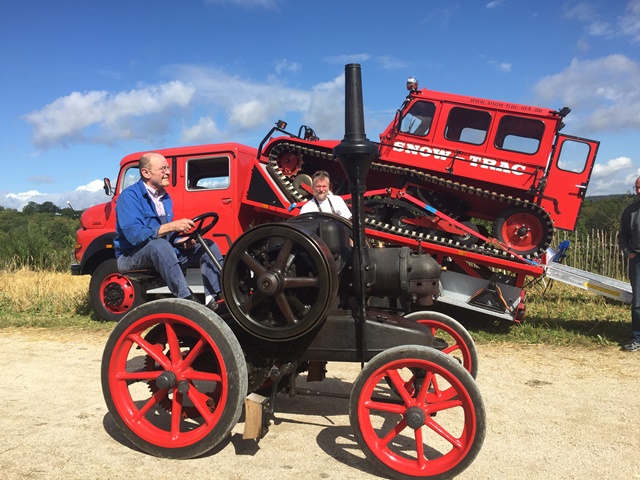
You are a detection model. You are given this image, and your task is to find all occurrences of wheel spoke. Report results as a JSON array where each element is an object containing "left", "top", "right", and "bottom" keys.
[
  {"left": 424, "top": 416, "right": 464, "bottom": 449},
  {"left": 129, "top": 332, "right": 170, "bottom": 370},
  {"left": 187, "top": 386, "right": 217, "bottom": 424},
  {"left": 240, "top": 290, "right": 266, "bottom": 312},
  {"left": 182, "top": 338, "right": 205, "bottom": 369},
  {"left": 184, "top": 369, "right": 222, "bottom": 383},
  {"left": 164, "top": 322, "right": 182, "bottom": 367},
  {"left": 170, "top": 392, "right": 184, "bottom": 440},
  {"left": 414, "top": 427, "right": 427, "bottom": 469},
  {"left": 133, "top": 388, "right": 168, "bottom": 422},
  {"left": 116, "top": 369, "right": 161, "bottom": 382},
  {"left": 240, "top": 251, "right": 267, "bottom": 276},
  {"left": 274, "top": 292, "right": 297, "bottom": 325},
  {"left": 282, "top": 276, "right": 320, "bottom": 289},
  {"left": 380, "top": 418, "right": 408, "bottom": 447},
  {"left": 363, "top": 398, "right": 406, "bottom": 415},
  {"left": 273, "top": 238, "right": 294, "bottom": 271},
  {"left": 386, "top": 369, "right": 414, "bottom": 405}
]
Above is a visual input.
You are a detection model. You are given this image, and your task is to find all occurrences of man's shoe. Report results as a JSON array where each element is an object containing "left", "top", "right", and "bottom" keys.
[
  {"left": 621, "top": 340, "right": 640, "bottom": 352},
  {"left": 206, "top": 298, "right": 219, "bottom": 311}
]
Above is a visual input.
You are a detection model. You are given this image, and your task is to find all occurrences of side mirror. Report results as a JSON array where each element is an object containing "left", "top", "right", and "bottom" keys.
[{"left": 103, "top": 177, "right": 113, "bottom": 196}]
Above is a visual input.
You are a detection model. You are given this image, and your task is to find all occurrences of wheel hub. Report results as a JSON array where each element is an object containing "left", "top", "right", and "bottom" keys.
[
  {"left": 257, "top": 271, "right": 281, "bottom": 296},
  {"left": 156, "top": 370, "right": 177, "bottom": 390},
  {"left": 103, "top": 282, "right": 125, "bottom": 307},
  {"left": 404, "top": 405, "right": 426, "bottom": 430},
  {"left": 516, "top": 225, "right": 529, "bottom": 237}
]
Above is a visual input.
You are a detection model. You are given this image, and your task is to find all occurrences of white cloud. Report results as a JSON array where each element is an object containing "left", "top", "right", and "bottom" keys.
[
  {"left": 181, "top": 117, "right": 220, "bottom": 144},
  {"left": 533, "top": 54, "right": 640, "bottom": 134},
  {"left": 75, "top": 179, "right": 106, "bottom": 192},
  {"left": 24, "top": 81, "right": 195, "bottom": 148},
  {"left": 588, "top": 156, "right": 636, "bottom": 194},
  {"left": 566, "top": 0, "right": 640, "bottom": 42},
  {"left": 486, "top": 0, "right": 504, "bottom": 8},
  {"left": 169, "top": 64, "right": 342, "bottom": 137},
  {"left": 620, "top": 0, "right": 640, "bottom": 42},
  {"left": 0, "top": 180, "right": 112, "bottom": 211},
  {"left": 274, "top": 59, "right": 301, "bottom": 75}
]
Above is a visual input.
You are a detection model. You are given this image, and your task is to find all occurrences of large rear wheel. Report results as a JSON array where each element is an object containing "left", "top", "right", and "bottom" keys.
[{"left": 101, "top": 299, "right": 247, "bottom": 458}]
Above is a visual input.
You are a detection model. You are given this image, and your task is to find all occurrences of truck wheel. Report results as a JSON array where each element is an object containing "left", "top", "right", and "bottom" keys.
[
  {"left": 493, "top": 206, "right": 553, "bottom": 257},
  {"left": 404, "top": 311, "right": 478, "bottom": 379},
  {"left": 350, "top": 345, "right": 485, "bottom": 480},
  {"left": 89, "top": 259, "right": 144, "bottom": 322},
  {"left": 101, "top": 299, "right": 247, "bottom": 459}
]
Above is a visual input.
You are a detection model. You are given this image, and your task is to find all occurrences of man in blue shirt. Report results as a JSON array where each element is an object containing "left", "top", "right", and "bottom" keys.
[{"left": 114, "top": 152, "right": 223, "bottom": 309}]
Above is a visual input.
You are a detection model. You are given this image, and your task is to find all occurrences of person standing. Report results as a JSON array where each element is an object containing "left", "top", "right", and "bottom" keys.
[
  {"left": 299, "top": 170, "right": 352, "bottom": 220},
  {"left": 618, "top": 175, "right": 640, "bottom": 351},
  {"left": 114, "top": 152, "right": 223, "bottom": 310}
]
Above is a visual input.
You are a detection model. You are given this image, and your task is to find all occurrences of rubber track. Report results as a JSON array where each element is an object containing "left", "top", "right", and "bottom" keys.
[{"left": 267, "top": 142, "right": 553, "bottom": 260}]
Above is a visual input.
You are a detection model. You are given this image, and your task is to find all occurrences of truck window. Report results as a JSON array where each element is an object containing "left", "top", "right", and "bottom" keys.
[
  {"left": 444, "top": 107, "right": 491, "bottom": 145},
  {"left": 400, "top": 101, "right": 436, "bottom": 136},
  {"left": 494, "top": 115, "right": 544, "bottom": 155},
  {"left": 556, "top": 139, "right": 590, "bottom": 174},
  {"left": 186, "top": 156, "right": 230, "bottom": 190},
  {"left": 120, "top": 166, "right": 140, "bottom": 193}
]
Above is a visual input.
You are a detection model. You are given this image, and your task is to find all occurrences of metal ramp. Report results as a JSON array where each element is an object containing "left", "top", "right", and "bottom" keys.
[{"left": 544, "top": 253, "right": 632, "bottom": 305}]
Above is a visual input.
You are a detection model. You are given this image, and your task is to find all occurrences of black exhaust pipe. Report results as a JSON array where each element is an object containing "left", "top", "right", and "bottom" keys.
[{"left": 333, "top": 64, "right": 379, "bottom": 364}]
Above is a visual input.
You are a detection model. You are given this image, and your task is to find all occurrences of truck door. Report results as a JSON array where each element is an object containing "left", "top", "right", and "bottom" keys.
[
  {"left": 540, "top": 134, "right": 599, "bottom": 231},
  {"left": 181, "top": 153, "right": 237, "bottom": 254}
]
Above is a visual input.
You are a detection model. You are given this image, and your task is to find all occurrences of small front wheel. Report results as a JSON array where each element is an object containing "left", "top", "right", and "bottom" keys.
[
  {"left": 350, "top": 345, "right": 485, "bottom": 479},
  {"left": 101, "top": 299, "right": 247, "bottom": 458}
]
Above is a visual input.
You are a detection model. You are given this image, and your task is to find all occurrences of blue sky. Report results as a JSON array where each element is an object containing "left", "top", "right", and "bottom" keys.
[{"left": 1, "top": 0, "right": 639, "bottom": 210}]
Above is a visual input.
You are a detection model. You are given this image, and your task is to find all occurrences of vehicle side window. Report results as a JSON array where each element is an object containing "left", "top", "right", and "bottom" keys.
[
  {"left": 186, "top": 156, "right": 230, "bottom": 190},
  {"left": 120, "top": 166, "right": 140, "bottom": 192},
  {"left": 444, "top": 107, "right": 491, "bottom": 145},
  {"left": 556, "top": 139, "right": 590, "bottom": 174},
  {"left": 400, "top": 101, "right": 436, "bottom": 136},
  {"left": 494, "top": 115, "right": 544, "bottom": 155}
]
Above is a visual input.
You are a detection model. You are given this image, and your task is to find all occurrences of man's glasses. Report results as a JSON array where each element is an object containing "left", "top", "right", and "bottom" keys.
[{"left": 157, "top": 166, "right": 171, "bottom": 172}]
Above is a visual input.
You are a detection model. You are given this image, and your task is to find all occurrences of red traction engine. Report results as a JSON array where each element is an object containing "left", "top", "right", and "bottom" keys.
[{"left": 100, "top": 64, "right": 486, "bottom": 480}]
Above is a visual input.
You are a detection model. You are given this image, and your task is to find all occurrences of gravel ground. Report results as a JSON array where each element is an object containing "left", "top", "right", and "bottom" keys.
[{"left": 0, "top": 329, "right": 639, "bottom": 480}]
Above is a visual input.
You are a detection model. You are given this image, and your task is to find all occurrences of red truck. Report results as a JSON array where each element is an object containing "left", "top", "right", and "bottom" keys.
[{"left": 72, "top": 76, "right": 599, "bottom": 322}]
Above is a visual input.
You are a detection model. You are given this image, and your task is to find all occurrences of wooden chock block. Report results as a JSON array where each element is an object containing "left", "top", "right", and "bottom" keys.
[{"left": 243, "top": 393, "right": 267, "bottom": 440}]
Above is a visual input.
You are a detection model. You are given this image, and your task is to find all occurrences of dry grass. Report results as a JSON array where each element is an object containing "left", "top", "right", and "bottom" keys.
[
  {"left": 0, "top": 267, "right": 633, "bottom": 346},
  {"left": 0, "top": 267, "right": 91, "bottom": 316}
]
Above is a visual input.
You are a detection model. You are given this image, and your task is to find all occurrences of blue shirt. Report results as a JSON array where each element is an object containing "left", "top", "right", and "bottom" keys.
[{"left": 114, "top": 179, "right": 174, "bottom": 258}]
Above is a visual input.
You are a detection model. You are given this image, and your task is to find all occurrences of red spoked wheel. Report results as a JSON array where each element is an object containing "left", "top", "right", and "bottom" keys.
[
  {"left": 404, "top": 311, "right": 478, "bottom": 379},
  {"left": 350, "top": 346, "right": 485, "bottom": 480},
  {"left": 90, "top": 258, "right": 145, "bottom": 322},
  {"left": 101, "top": 299, "right": 247, "bottom": 458},
  {"left": 493, "top": 206, "right": 553, "bottom": 257}
]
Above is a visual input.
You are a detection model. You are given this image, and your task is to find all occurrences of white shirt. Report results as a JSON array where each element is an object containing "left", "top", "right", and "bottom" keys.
[{"left": 299, "top": 194, "right": 352, "bottom": 220}]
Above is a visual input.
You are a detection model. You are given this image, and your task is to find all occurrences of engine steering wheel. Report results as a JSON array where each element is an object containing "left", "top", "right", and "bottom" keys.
[{"left": 169, "top": 212, "right": 219, "bottom": 248}]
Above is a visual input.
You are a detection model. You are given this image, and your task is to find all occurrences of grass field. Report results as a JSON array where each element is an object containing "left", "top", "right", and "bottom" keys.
[{"left": 0, "top": 268, "right": 632, "bottom": 347}]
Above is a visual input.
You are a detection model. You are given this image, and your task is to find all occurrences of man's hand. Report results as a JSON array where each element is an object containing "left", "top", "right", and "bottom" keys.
[
  {"left": 629, "top": 252, "right": 637, "bottom": 259},
  {"left": 158, "top": 218, "right": 195, "bottom": 237}
]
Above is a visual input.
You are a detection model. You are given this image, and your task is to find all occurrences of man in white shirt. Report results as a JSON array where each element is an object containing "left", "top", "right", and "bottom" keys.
[{"left": 299, "top": 170, "right": 352, "bottom": 220}]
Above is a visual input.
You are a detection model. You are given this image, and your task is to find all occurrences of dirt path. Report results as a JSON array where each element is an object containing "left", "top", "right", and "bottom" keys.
[{"left": 0, "top": 329, "right": 639, "bottom": 479}]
